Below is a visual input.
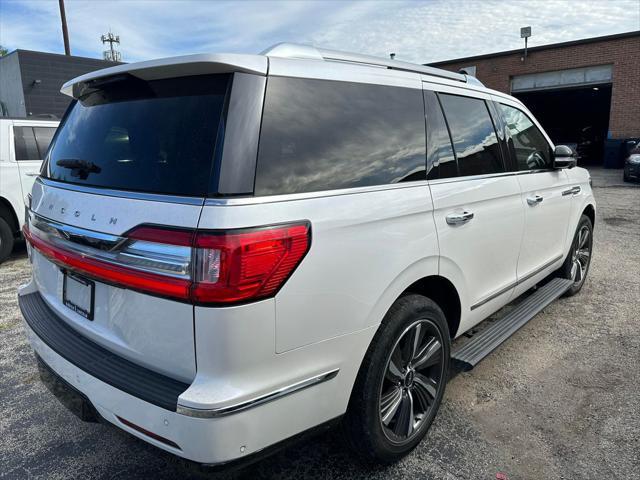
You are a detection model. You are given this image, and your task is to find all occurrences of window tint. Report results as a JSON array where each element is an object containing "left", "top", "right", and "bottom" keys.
[
  {"left": 439, "top": 94, "right": 504, "bottom": 176},
  {"left": 424, "top": 90, "right": 456, "bottom": 180},
  {"left": 13, "top": 127, "right": 40, "bottom": 160},
  {"left": 44, "top": 74, "right": 229, "bottom": 197},
  {"left": 499, "top": 103, "right": 552, "bottom": 170},
  {"left": 255, "top": 77, "right": 426, "bottom": 195},
  {"left": 34, "top": 127, "right": 56, "bottom": 158}
]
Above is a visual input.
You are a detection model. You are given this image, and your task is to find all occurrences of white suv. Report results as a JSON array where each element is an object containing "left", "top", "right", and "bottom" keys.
[
  {"left": 0, "top": 117, "right": 58, "bottom": 262},
  {"left": 18, "top": 44, "right": 595, "bottom": 466}
]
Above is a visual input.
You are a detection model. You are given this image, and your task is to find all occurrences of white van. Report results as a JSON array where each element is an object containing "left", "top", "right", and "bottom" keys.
[
  {"left": 19, "top": 44, "right": 595, "bottom": 466},
  {"left": 0, "top": 117, "right": 58, "bottom": 262}
]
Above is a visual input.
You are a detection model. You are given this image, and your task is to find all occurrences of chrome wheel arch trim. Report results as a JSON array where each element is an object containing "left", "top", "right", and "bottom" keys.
[{"left": 176, "top": 369, "right": 339, "bottom": 418}]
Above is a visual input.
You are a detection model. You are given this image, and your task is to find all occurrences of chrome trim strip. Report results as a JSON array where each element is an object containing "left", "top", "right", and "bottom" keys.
[
  {"left": 29, "top": 212, "right": 192, "bottom": 279},
  {"left": 470, "top": 254, "right": 564, "bottom": 311},
  {"left": 517, "top": 254, "right": 563, "bottom": 285},
  {"left": 177, "top": 369, "right": 340, "bottom": 418},
  {"left": 203, "top": 170, "right": 559, "bottom": 207},
  {"left": 470, "top": 282, "right": 518, "bottom": 311},
  {"left": 428, "top": 169, "right": 555, "bottom": 186},
  {"left": 31, "top": 212, "right": 124, "bottom": 251},
  {"left": 37, "top": 177, "right": 205, "bottom": 206},
  {"left": 205, "top": 181, "right": 431, "bottom": 206}
]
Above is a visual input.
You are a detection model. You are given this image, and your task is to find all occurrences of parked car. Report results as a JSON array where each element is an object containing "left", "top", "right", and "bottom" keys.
[
  {"left": 18, "top": 44, "right": 595, "bottom": 467},
  {"left": 0, "top": 117, "right": 58, "bottom": 262},
  {"left": 623, "top": 141, "right": 640, "bottom": 183},
  {"left": 623, "top": 151, "right": 640, "bottom": 182},
  {"left": 576, "top": 125, "right": 604, "bottom": 164}
]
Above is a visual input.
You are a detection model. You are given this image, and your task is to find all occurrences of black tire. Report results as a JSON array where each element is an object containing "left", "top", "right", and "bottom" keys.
[
  {"left": 343, "top": 294, "right": 450, "bottom": 464},
  {"left": 557, "top": 214, "right": 593, "bottom": 297},
  {"left": 623, "top": 171, "right": 630, "bottom": 182},
  {"left": 0, "top": 217, "right": 14, "bottom": 264}
]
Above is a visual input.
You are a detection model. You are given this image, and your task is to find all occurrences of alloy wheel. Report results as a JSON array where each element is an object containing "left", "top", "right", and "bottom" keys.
[
  {"left": 570, "top": 225, "right": 591, "bottom": 286},
  {"left": 379, "top": 319, "right": 445, "bottom": 444}
]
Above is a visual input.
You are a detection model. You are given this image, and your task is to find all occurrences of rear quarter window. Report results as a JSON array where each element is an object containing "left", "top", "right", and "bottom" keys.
[{"left": 255, "top": 77, "right": 426, "bottom": 196}]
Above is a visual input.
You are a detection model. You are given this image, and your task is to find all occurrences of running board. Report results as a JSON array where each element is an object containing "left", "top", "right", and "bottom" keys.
[{"left": 451, "top": 278, "right": 574, "bottom": 371}]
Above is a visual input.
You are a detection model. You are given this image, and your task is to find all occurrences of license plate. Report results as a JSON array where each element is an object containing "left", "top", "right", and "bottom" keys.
[{"left": 63, "top": 272, "right": 95, "bottom": 320}]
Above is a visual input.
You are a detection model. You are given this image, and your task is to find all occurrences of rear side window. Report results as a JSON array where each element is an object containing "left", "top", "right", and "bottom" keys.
[
  {"left": 13, "top": 127, "right": 40, "bottom": 160},
  {"left": 498, "top": 103, "right": 552, "bottom": 170},
  {"left": 43, "top": 74, "right": 230, "bottom": 197},
  {"left": 255, "top": 77, "right": 426, "bottom": 196},
  {"left": 439, "top": 94, "right": 504, "bottom": 177},
  {"left": 424, "top": 90, "right": 456, "bottom": 180}
]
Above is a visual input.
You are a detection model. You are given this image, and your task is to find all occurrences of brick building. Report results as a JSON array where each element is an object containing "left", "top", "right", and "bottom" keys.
[
  {"left": 429, "top": 31, "right": 640, "bottom": 165},
  {"left": 0, "top": 50, "right": 120, "bottom": 119}
]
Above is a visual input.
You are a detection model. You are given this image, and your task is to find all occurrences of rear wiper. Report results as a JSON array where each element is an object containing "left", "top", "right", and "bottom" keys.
[{"left": 56, "top": 159, "right": 101, "bottom": 179}]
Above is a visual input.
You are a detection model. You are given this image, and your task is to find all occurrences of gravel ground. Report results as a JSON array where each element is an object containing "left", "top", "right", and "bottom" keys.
[{"left": 1, "top": 168, "right": 638, "bottom": 480}]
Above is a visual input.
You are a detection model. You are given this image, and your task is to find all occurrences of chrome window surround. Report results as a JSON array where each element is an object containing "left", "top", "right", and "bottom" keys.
[
  {"left": 40, "top": 168, "right": 557, "bottom": 208},
  {"left": 177, "top": 369, "right": 339, "bottom": 418},
  {"left": 28, "top": 212, "right": 192, "bottom": 279},
  {"left": 203, "top": 169, "right": 556, "bottom": 206}
]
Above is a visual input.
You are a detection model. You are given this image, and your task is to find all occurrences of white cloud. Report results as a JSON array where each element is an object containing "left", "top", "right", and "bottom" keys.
[{"left": 0, "top": 0, "right": 638, "bottom": 63}]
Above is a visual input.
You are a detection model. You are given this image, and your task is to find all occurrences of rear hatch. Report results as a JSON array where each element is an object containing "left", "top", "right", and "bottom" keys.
[{"left": 25, "top": 73, "right": 231, "bottom": 383}]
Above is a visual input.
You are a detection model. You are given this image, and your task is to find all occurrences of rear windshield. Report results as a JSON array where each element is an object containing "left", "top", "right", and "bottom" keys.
[{"left": 43, "top": 74, "right": 230, "bottom": 197}]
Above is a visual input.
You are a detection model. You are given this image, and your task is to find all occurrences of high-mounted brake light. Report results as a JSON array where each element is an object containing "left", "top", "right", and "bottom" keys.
[{"left": 24, "top": 220, "right": 311, "bottom": 306}]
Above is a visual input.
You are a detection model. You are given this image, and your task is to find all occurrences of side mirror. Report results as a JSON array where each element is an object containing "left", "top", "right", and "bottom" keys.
[{"left": 553, "top": 145, "right": 577, "bottom": 169}]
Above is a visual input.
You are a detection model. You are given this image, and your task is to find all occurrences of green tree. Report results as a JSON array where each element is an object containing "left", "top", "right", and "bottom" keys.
[{"left": 0, "top": 45, "right": 8, "bottom": 56}]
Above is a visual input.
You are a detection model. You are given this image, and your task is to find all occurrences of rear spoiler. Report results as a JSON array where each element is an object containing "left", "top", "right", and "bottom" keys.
[{"left": 61, "top": 53, "right": 268, "bottom": 98}]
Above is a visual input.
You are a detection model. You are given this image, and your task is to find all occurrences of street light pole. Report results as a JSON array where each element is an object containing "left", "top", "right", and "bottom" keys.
[{"left": 59, "top": 0, "right": 71, "bottom": 56}]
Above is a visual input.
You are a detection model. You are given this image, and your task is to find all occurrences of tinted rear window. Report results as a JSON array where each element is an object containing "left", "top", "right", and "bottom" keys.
[
  {"left": 439, "top": 94, "right": 504, "bottom": 177},
  {"left": 43, "top": 74, "right": 230, "bottom": 197},
  {"left": 255, "top": 77, "right": 426, "bottom": 196}
]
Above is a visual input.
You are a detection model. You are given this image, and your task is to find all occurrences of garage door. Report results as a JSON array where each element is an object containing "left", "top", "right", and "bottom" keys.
[{"left": 511, "top": 65, "right": 612, "bottom": 93}]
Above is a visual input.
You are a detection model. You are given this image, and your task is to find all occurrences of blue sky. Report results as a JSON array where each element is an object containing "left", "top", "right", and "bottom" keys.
[{"left": 1, "top": 0, "right": 639, "bottom": 64}]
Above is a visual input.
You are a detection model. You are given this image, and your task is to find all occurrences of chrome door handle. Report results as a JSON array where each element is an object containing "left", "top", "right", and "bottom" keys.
[
  {"left": 562, "top": 186, "right": 581, "bottom": 196},
  {"left": 446, "top": 211, "right": 474, "bottom": 225},
  {"left": 526, "top": 194, "right": 544, "bottom": 206},
  {"left": 25, "top": 173, "right": 39, "bottom": 177}
]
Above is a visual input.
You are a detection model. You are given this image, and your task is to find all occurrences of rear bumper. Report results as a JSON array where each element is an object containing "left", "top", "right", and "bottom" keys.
[
  {"left": 20, "top": 291, "right": 189, "bottom": 411},
  {"left": 19, "top": 284, "right": 374, "bottom": 464}
]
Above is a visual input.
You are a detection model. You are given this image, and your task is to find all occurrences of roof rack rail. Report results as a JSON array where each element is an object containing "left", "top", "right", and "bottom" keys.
[{"left": 262, "top": 43, "right": 468, "bottom": 83}]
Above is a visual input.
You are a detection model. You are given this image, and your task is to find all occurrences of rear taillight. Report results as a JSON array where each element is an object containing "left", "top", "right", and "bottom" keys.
[
  {"left": 191, "top": 224, "right": 311, "bottom": 303},
  {"left": 24, "top": 220, "right": 311, "bottom": 305}
]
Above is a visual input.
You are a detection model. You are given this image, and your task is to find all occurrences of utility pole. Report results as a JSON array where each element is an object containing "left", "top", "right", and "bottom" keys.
[
  {"left": 101, "top": 32, "right": 122, "bottom": 62},
  {"left": 59, "top": 0, "right": 71, "bottom": 55}
]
